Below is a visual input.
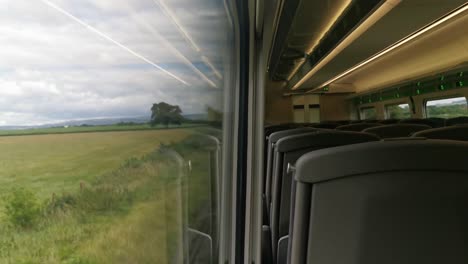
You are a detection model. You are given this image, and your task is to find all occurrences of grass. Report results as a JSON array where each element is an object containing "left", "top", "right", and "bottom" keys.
[
  {"left": 0, "top": 128, "right": 213, "bottom": 263},
  {"left": 0, "top": 130, "right": 202, "bottom": 263},
  {"left": 0, "top": 129, "right": 189, "bottom": 203},
  {"left": 0, "top": 123, "right": 201, "bottom": 137}
]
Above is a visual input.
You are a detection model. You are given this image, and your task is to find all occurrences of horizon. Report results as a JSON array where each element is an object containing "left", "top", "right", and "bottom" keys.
[{"left": 0, "top": 111, "right": 208, "bottom": 128}]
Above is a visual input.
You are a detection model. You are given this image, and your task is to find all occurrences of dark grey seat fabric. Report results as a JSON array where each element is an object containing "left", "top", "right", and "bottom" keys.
[
  {"left": 308, "top": 123, "right": 340, "bottom": 129},
  {"left": 445, "top": 116, "right": 468, "bottom": 126},
  {"left": 379, "top": 119, "right": 399, "bottom": 124},
  {"left": 362, "top": 124, "right": 431, "bottom": 139},
  {"left": 336, "top": 123, "right": 381, "bottom": 131},
  {"left": 399, "top": 118, "right": 436, "bottom": 127},
  {"left": 362, "top": 119, "right": 379, "bottom": 123},
  {"left": 334, "top": 120, "right": 351, "bottom": 125},
  {"left": 413, "top": 125, "right": 468, "bottom": 141},
  {"left": 427, "top": 117, "right": 446, "bottom": 127},
  {"left": 265, "top": 125, "right": 296, "bottom": 166},
  {"left": 264, "top": 125, "right": 301, "bottom": 184},
  {"left": 262, "top": 128, "right": 319, "bottom": 264},
  {"left": 270, "top": 130, "right": 379, "bottom": 263},
  {"left": 290, "top": 139, "right": 468, "bottom": 264},
  {"left": 265, "top": 128, "right": 318, "bottom": 206}
]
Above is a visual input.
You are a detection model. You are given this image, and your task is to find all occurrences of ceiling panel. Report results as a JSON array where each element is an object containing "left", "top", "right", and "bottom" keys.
[{"left": 298, "top": 0, "right": 467, "bottom": 89}]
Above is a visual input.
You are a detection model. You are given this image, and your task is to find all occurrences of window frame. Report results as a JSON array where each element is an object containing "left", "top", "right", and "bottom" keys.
[{"left": 424, "top": 95, "right": 468, "bottom": 118}]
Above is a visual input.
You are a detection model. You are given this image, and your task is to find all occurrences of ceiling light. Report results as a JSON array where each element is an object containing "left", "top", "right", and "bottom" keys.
[
  {"left": 292, "top": 0, "right": 401, "bottom": 90},
  {"left": 317, "top": 2, "right": 468, "bottom": 91}
]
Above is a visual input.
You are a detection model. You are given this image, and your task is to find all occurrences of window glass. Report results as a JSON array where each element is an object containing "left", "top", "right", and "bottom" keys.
[
  {"left": 426, "top": 97, "right": 468, "bottom": 118},
  {"left": 0, "top": 1, "right": 234, "bottom": 263},
  {"left": 386, "top": 103, "right": 411, "bottom": 119},
  {"left": 360, "top": 107, "right": 377, "bottom": 120}
]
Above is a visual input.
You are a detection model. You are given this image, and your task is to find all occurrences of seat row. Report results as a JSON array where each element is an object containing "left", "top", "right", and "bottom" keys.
[
  {"left": 268, "top": 116, "right": 468, "bottom": 130},
  {"left": 262, "top": 123, "right": 468, "bottom": 264}
]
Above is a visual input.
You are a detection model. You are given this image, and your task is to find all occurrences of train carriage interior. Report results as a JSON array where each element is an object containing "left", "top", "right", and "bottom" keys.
[{"left": 251, "top": 1, "right": 468, "bottom": 264}]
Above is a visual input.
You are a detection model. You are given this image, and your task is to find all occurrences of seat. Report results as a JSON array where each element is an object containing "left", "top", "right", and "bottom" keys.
[
  {"left": 379, "top": 119, "right": 399, "bottom": 124},
  {"left": 335, "top": 123, "right": 381, "bottom": 132},
  {"left": 362, "top": 119, "right": 379, "bottom": 123},
  {"left": 270, "top": 130, "right": 379, "bottom": 264},
  {"left": 289, "top": 139, "right": 468, "bottom": 264},
  {"left": 265, "top": 128, "right": 318, "bottom": 210},
  {"left": 264, "top": 124, "right": 300, "bottom": 178},
  {"left": 307, "top": 123, "right": 340, "bottom": 129},
  {"left": 427, "top": 117, "right": 446, "bottom": 127},
  {"left": 399, "top": 118, "right": 436, "bottom": 127},
  {"left": 262, "top": 128, "right": 319, "bottom": 264},
  {"left": 412, "top": 124, "right": 468, "bottom": 141},
  {"left": 334, "top": 120, "right": 351, "bottom": 125},
  {"left": 362, "top": 124, "right": 431, "bottom": 139},
  {"left": 445, "top": 116, "right": 468, "bottom": 126}
]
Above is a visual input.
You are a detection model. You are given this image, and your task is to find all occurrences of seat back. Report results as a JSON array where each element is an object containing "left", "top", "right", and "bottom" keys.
[
  {"left": 308, "top": 123, "right": 340, "bottom": 129},
  {"left": 445, "top": 116, "right": 468, "bottom": 126},
  {"left": 264, "top": 124, "right": 299, "bottom": 183},
  {"left": 362, "top": 123, "right": 431, "bottom": 138},
  {"left": 399, "top": 118, "right": 435, "bottom": 127},
  {"left": 379, "top": 119, "right": 399, "bottom": 124},
  {"left": 413, "top": 124, "right": 468, "bottom": 141},
  {"left": 265, "top": 128, "right": 318, "bottom": 206},
  {"left": 336, "top": 123, "right": 381, "bottom": 131},
  {"left": 270, "top": 131, "right": 379, "bottom": 263},
  {"left": 427, "top": 117, "right": 446, "bottom": 127},
  {"left": 290, "top": 140, "right": 468, "bottom": 264}
]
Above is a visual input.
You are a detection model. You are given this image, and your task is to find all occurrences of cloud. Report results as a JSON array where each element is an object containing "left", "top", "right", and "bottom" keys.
[{"left": 0, "top": 0, "right": 230, "bottom": 126}]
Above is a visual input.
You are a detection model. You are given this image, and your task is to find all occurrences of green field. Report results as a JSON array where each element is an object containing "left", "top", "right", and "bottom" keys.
[
  {"left": 0, "top": 123, "right": 201, "bottom": 137},
  {"left": 0, "top": 128, "right": 205, "bottom": 263}
]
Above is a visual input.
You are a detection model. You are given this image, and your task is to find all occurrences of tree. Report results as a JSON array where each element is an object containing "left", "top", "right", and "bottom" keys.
[
  {"left": 206, "top": 106, "right": 222, "bottom": 122},
  {"left": 150, "top": 102, "right": 184, "bottom": 128}
]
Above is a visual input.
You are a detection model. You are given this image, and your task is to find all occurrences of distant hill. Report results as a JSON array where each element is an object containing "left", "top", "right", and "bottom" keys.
[
  {"left": 52, "top": 116, "right": 150, "bottom": 127},
  {"left": 0, "top": 116, "right": 151, "bottom": 131},
  {"left": 0, "top": 113, "right": 210, "bottom": 131}
]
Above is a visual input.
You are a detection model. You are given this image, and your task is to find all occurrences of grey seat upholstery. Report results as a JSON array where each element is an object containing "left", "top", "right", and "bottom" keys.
[
  {"left": 264, "top": 125, "right": 301, "bottom": 183},
  {"left": 308, "top": 123, "right": 340, "bottom": 129},
  {"left": 265, "top": 128, "right": 318, "bottom": 207},
  {"left": 336, "top": 123, "right": 381, "bottom": 131},
  {"left": 362, "top": 124, "right": 431, "bottom": 138},
  {"left": 289, "top": 139, "right": 468, "bottom": 264},
  {"left": 445, "top": 116, "right": 468, "bottom": 126},
  {"left": 413, "top": 124, "right": 468, "bottom": 141},
  {"left": 379, "top": 119, "right": 399, "bottom": 124},
  {"left": 427, "top": 117, "right": 446, "bottom": 127},
  {"left": 270, "top": 130, "right": 379, "bottom": 263},
  {"left": 334, "top": 120, "right": 351, "bottom": 125},
  {"left": 399, "top": 118, "right": 436, "bottom": 127},
  {"left": 262, "top": 128, "right": 319, "bottom": 264},
  {"left": 363, "top": 119, "right": 379, "bottom": 123}
]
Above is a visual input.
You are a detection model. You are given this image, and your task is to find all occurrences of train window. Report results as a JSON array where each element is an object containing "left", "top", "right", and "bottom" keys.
[
  {"left": 0, "top": 1, "right": 235, "bottom": 263},
  {"left": 425, "top": 97, "right": 468, "bottom": 118},
  {"left": 360, "top": 107, "right": 377, "bottom": 120},
  {"left": 385, "top": 103, "right": 411, "bottom": 119}
]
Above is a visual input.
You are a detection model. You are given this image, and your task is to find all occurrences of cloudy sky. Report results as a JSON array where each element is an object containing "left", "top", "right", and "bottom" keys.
[{"left": 0, "top": 0, "right": 231, "bottom": 126}]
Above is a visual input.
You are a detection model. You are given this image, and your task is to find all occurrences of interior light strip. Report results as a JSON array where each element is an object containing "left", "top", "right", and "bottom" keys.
[
  {"left": 40, "top": 0, "right": 189, "bottom": 86},
  {"left": 306, "top": 0, "right": 353, "bottom": 55},
  {"left": 291, "top": 0, "right": 401, "bottom": 90},
  {"left": 286, "top": 0, "right": 352, "bottom": 81},
  {"left": 153, "top": 0, "right": 201, "bottom": 52},
  {"left": 316, "top": 2, "right": 468, "bottom": 91},
  {"left": 154, "top": 0, "right": 223, "bottom": 80}
]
